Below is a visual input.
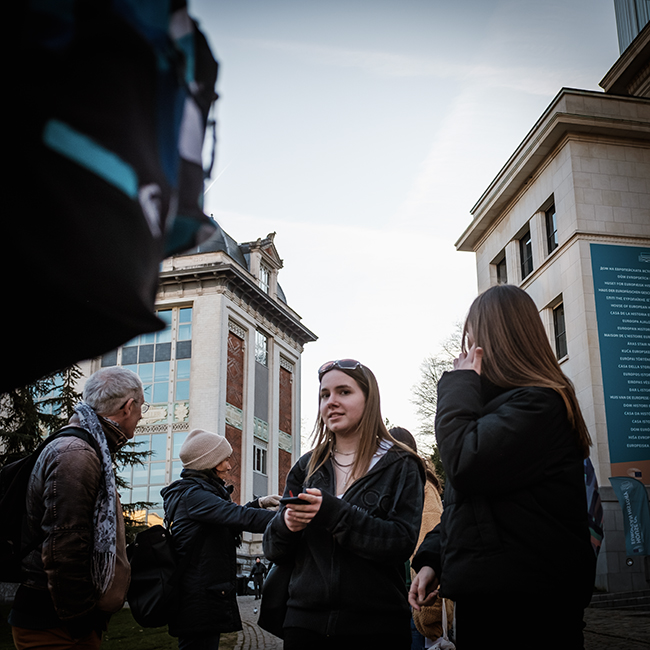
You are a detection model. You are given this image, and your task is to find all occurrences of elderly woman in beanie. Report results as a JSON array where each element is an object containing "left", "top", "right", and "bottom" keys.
[{"left": 161, "top": 429, "right": 281, "bottom": 650}]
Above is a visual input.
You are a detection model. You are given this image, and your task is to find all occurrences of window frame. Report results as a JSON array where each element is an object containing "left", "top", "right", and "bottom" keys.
[
  {"left": 253, "top": 444, "right": 268, "bottom": 475},
  {"left": 545, "top": 204, "right": 558, "bottom": 255},
  {"left": 519, "top": 229, "right": 533, "bottom": 280},
  {"left": 259, "top": 263, "right": 270, "bottom": 294},
  {"left": 496, "top": 256, "right": 507, "bottom": 284},
  {"left": 553, "top": 302, "right": 568, "bottom": 359},
  {"left": 255, "top": 330, "right": 269, "bottom": 366}
]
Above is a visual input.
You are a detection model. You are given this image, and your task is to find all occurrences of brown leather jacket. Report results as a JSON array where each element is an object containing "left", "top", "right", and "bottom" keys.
[{"left": 20, "top": 416, "right": 130, "bottom": 623}]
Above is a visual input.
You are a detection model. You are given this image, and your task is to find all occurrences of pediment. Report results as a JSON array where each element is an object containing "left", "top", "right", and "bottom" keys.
[{"left": 242, "top": 232, "right": 284, "bottom": 269}]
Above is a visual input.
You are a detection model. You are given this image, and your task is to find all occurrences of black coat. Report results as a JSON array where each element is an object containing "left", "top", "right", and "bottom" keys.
[
  {"left": 161, "top": 469, "right": 274, "bottom": 637},
  {"left": 413, "top": 371, "right": 596, "bottom": 605},
  {"left": 263, "top": 444, "right": 425, "bottom": 636},
  {"left": 249, "top": 562, "right": 267, "bottom": 580}
]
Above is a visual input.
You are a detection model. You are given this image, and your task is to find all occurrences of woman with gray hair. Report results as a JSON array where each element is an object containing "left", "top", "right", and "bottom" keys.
[{"left": 161, "top": 428, "right": 281, "bottom": 650}]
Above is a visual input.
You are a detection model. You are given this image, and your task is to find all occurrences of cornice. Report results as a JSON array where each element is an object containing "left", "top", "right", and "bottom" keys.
[
  {"left": 456, "top": 88, "right": 650, "bottom": 253},
  {"left": 157, "top": 262, "right": 318, "bottom": 347},
  {"left": 600, "top": 21, "right": 650, "bottom": 96}
]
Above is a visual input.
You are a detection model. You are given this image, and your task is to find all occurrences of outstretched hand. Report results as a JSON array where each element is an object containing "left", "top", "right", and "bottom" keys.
[
  {"left": 259, "top": 494, "right": 282, "bottom": 510},
  {"left": 453, "top": 343, "right": 483, "bottom": 375}
]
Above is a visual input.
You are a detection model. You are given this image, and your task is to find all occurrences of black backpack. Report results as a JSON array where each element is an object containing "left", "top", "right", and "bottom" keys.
[
  {"left": 0, "top": 427, "right": 101, "bottom": 582},
  {"left": 127, "top": 523, "right": 206, "bottom": 628}
]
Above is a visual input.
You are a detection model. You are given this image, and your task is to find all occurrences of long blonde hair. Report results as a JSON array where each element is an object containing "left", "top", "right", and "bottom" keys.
[
  {"left": 307, "top": 363, "right": 417, "bottom": 484},
  {"left": 464, "top": 285, "right": 592, "bottom": 458}
]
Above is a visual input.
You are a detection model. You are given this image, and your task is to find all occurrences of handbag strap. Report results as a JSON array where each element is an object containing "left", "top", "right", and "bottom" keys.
[{"left": 441, "top": 598, "right": 449, "bottom": 641}]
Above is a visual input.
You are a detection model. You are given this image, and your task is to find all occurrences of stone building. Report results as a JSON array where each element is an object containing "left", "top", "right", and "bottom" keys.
[
  {"left": 81, "top": 223, "right": 317, "bottom": 563},
  {"left": 455, "top": 14, "right": 649, "bottom": 592}
]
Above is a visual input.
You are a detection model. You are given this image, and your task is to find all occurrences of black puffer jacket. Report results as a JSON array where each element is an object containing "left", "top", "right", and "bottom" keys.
[
  {"left": 161, "top": 469, "right": 274, "bottom": 638},
  {"left": 412, "top": 371, "right": 596, "bottom": 605},
  {"left": 263, "top": 444, "right": 425, "bottom": 636}
]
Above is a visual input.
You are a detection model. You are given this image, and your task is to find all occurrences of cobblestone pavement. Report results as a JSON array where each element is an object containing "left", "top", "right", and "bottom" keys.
[
  {"left": 235, "top": 596, "right": 282, "bottom": 650},
  {"left": 583, "top": 608, "right": 650, "bottom": 650},
  {"left": 235, "top": 596, "right": 650, "bottom": 650}
]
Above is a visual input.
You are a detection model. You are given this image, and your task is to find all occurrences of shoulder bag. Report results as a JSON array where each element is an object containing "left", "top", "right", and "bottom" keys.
[{"left": 257, "top": 562, "right": 293, "bottom": 639}]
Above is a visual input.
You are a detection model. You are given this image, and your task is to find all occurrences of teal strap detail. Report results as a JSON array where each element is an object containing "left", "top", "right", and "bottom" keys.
[
  {"left": 43, "top": 119, "right": 138, "bottom": 198},
  {"left": 175, "top": 33, "right": 195, "bottom": 84}
]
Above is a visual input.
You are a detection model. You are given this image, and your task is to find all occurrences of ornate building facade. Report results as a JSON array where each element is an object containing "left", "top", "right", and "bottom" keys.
[{"left": 80, "top": 224, "right": 317, "bottom": 561}]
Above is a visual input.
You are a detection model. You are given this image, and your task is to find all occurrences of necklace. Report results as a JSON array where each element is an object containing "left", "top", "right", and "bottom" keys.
[
  {"left": 331, "top": 454, "right": 355, "bottom": 469},
  {"left": 332, "top": 447, "right": 355, "bottom": 456}
]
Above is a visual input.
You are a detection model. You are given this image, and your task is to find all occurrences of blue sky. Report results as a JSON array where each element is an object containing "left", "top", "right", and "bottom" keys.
[{"left": 190, "top": 0, "right": 621, "bottom": 442}]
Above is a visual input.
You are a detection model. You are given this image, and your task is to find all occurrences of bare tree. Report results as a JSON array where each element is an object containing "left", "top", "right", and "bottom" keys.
[
  {"left": 411, "top": 323, "right": 463, "bottom": 478},
  {"left": 0, "top": 366, "right": 153, "bottom": 542}
]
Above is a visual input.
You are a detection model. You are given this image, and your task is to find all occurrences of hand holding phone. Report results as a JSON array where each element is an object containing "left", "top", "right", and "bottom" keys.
[
  {"left": 279, "top": 490, "right": 306, "bottom": 505},
  {"left": 279, "top": 496, "right": 305, "bottom": 505}
]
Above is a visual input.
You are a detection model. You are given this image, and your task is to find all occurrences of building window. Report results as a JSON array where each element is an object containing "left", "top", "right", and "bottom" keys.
[
  {"left": 255, "top": 331, "right": 268, "bottom": 366},
  {"left": 545, "top": 204, "right": 558, "bottom": 254},
  {"left": 496, "top": 256, "right": 507, "bottom": 284},
  {"left": 171, "top": 430, "right": 189, "bottom": 483},
  {"left": 101, "top": 306, "right": 193, "bottom": 518},
  {"left": 102, "top": 307, "right": 193, "bottom": 407},
  {"left": 259, "top": 263, "right": 270, "bottom": 294},
  {"left": 519, "top": 230, "right": 533, "bottom": 279},
  {"left": 253, "top": 445, "right": 267, "bottom": 475},
  {"left": 117, "top": 429, "right": 167, "bottom": 517},
  {"left": 37, "top": 375, "right": 64, "bottom": 416},
  {"left": 553, "top": 302, "right": 567, "bottom": 359}
]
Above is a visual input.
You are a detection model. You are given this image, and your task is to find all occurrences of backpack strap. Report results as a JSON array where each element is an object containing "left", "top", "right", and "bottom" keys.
[
  {"left": 50, "top": 425, "right": 102, "bottom": 458},
  {"left": 13, "top": 427, "right": 103, "bottom": 560}
]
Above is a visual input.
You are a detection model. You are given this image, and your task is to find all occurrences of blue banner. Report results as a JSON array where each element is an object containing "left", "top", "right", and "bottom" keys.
[
  {"left": 610, "top": 476, "right": 650, "bottom": 556},
  {"left": 590, "top": 244, "right": 650, "bottom": 465}
]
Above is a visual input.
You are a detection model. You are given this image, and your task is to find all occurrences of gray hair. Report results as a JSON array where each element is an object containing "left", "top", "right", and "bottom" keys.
[{"left": 83, "top": 367, "right": 143, "bottom": 416}]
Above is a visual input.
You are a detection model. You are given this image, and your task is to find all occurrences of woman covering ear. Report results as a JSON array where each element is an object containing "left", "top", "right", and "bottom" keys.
[
  {"left": 409, "top": 285, "right": 596, "bottom": 650},
  {"left": 263, "top": 360, "right": 425, "bottom": 649}
]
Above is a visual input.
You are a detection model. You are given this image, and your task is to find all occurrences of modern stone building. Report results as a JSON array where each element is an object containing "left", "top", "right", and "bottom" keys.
[
  {"left": 455, "top": 13, "right": 649, "bottom": 592},
  {"left": 80, "top": 223, "right": 317, "bottom": 562}
]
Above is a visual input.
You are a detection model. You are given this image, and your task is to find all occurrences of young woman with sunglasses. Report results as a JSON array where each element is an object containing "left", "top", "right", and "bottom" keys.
[
  {"left": 409, "top": 285, "right": 596, "bottom": 649},
  {"left": 263, "top": 360, "right": 425, "bottom": 650}
]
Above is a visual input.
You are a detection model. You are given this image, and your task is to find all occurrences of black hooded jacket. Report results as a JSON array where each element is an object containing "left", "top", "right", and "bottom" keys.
[
  {"left": 161, "top": 469, "right": 274, "bottom": 638},
  {"left": 263, "top": 444, "right": 425, "bottom": 636},
  {"left": 412, "top": 371, "right": 596, "bottom": 605}
]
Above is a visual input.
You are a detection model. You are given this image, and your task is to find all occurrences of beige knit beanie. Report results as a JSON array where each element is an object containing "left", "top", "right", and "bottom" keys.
[{"left": 180, "top": 429, "right": 233, "bottom": 470}]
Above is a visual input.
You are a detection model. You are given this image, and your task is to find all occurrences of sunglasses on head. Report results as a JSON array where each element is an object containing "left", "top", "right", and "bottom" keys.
[{"left": 318, "top": 359, "right": 364, "bottom": 379}]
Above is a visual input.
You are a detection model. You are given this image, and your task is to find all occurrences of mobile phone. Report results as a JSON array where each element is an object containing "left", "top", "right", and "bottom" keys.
[{"left": 279, "top": 495, "right": 305, "bottom": 505}]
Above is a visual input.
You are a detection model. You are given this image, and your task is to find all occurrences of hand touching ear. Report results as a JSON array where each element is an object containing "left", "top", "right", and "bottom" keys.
[{"left": 453, "top": 343, "right": 483, "bottom": 375}]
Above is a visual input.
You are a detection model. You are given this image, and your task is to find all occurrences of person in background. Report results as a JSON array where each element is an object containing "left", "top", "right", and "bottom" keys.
[
  {"left": 390, "top": 427, "right": 448, "bottom": 649},
  {"left": 264, "top": 359, "right": 425, "bottom": 649},
  {"left": 249, "top": 557, "right": 268, "bottom": 600},
  {"left": 10, "top": 367, "right": 143, "bottom": 649},
  {"left": 162, "top": 429, "right": 281, "bottom": 650},
  {"left": 409, "top": 285, "right": 596, "bottom": 649}
]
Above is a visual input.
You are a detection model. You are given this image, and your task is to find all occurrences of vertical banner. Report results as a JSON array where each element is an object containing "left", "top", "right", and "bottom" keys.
[
  {"left": 609, "top": 476, "right": 650, "bottom": 556},
  {"left": 591, "top": 244, "right": 650, "bottom": 480}
]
